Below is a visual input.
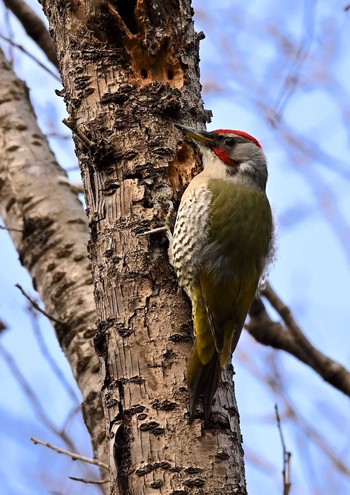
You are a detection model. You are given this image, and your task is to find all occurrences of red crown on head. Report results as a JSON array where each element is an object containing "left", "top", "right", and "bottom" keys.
[{"left": 214, "top": 129, "right": 262, "bottom": 149}]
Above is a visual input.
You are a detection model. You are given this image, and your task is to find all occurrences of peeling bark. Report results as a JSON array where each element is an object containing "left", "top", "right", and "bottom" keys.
[
  {"left": 0, "top": 47, "right": 105, "bottom": 465},
  {"left": 39, "top": 1, "right": 247, "bottom": 493}
]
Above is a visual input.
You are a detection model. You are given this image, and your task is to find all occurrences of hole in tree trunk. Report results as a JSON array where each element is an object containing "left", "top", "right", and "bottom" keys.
[{"left": 115, "top": 0, "right": 138, "bottom": 34}]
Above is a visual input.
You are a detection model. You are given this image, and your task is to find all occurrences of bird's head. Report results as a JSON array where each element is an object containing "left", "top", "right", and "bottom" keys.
[{"left": 176, "top": 124, "right": 268, "bottom": 190}]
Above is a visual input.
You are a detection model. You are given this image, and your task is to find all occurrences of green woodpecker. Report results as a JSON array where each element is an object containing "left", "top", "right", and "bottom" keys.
[{"left": 171, "top": 125, "right": 274, "bottom": 426}]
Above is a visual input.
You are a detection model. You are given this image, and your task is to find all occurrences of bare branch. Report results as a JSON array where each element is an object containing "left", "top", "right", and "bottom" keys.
[
  {"left": 69, "top": 182, "right": 84, "bottom": 195},
  {"left": 15, "top": 284, "right": 67, "bottom": 328},
  {"left": 27, "top": 305, "right": 79, "bottom": 403},
  {"left": 31, "top": 437, "right": 109, "bottom": 470},
  {"left": 247, "top": 283, "right": 350, "bottom": 397},
  {"left": 0, "top": 33, "right": 60, "bottom": 80},
  {"left": 64, "top": 165, "right": 80, "bottom": 172},
  {"left": 0, "top": 223, "right": 23, "bottom": 233},
  {"left": 0, "top": 343, "right": 81, "bottom": 457},
  {"left": 239, "top": 349, "right": 350, "bottom": 477},
  {"left": 244, "top": 448, "right": 276, "bottom": 474},
  {"left": 61, "top": 404, "right": 82, "bottom": 434},
  {"left": 3, "top": 4, "right": 14, "bottom": 63},
  {"left": 275, "top": 404, "right": 292, "bottom": 495},
  {"left": 69, "top": 476, "right": 110, "bottom": 485},
  {"left": 3, "top": 0, "right": 58, "bottom": 66},
  {"left": 0, "top": 319, "right": 7, "bottom": 334},
  {"left": 62, "top": 118, "right": 95, "bottom": 149},
  {"left": 0, "top": 343, "right": 101, "bottom": 482},
  {"left": 46, "top": 131, "right": 71, "bottom": 140}
]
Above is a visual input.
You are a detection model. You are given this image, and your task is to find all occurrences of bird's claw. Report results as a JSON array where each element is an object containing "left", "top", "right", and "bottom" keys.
[{"left": 137, "top": 201, "right": 175, "bottom": 241}]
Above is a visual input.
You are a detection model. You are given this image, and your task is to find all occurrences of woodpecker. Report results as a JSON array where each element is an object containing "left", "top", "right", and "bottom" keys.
[{"left": 171, "top": 124, "right": 274, "bottom": 426}]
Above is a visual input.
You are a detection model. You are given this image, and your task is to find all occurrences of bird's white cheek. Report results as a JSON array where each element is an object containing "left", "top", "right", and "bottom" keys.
[{"left": 238, "top": 161, "right": 255, "bottom": 174}]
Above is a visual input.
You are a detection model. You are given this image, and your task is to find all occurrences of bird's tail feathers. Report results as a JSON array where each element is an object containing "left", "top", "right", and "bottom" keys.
[{"left": 188, "top": 344, "right": 221, "bottom": 427}]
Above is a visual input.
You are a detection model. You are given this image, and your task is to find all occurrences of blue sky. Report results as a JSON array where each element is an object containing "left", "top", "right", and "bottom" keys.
[{"left": 1, "top": 1, "right": 350, "bottom": 494}]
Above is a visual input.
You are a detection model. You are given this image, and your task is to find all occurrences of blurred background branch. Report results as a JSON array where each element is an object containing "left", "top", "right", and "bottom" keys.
[
  {"left": 247, "top": 283, "right": 350, "bottom": 397},
  {"left": 3, "top": 0, "right": 58, "bottom": 66}
]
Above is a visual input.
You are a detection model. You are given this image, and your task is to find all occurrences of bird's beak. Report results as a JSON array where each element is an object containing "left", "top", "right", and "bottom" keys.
[{"left": 175, "top": 124, "right": 214, "bottom": 145}]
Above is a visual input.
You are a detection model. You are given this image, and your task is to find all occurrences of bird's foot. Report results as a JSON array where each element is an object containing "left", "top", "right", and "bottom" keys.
[
  {"left": 137, "top": 200, "right": 175, "bottom": 242},
  {"left": 138, "top": 225, "right": 170, "bottom": 236}
]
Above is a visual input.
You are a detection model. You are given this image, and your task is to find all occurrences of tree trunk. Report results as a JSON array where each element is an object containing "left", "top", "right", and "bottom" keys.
[
  {"left": 39, "top": 1, "right": 247, "bottom": 493},
  {"left": 0, "top": 46, "right": 105, "bottom": 463}
]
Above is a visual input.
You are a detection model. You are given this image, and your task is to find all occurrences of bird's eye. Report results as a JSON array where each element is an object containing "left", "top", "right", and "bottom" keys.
[{"left": 224, "top": 137, "right": 236, "bottom": 147}]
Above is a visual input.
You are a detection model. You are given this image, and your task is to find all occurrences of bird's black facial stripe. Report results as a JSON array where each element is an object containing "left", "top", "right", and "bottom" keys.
[
  {"left": 207, "top": 134, "right": 237, "bottom": 150},
  {"left": 223, "top": 137, "right": 237, "bottom": 147},
  {"left": 213, "top": 134, "right": 238, "bottom": 148},
  {"left": 226, "top": 163, "right": 239, "bottom": 176}
]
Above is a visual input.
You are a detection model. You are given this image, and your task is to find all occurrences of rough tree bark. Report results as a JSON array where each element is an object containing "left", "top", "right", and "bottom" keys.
[{"left": 38, "top": 1, "right": 247, "bottom": 494}]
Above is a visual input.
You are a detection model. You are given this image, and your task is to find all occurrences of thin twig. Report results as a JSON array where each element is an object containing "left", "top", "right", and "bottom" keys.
[
  {"left": 69, "top": 476, "right": 110, "bottom": 485},
  {"left": 244, "top": 448, "right": 276, "bottom": 474},
  {"left": 0, "top": 33, "right": 60, "bottom": 81},
  {"left": 31, "top": 437, "right": 109, "bottom": 470},
  {"left": 0, "top": 343, "right": 59, "bottom": 433},
  {"left": 27, "top": 305, "right": 79, "bottom": 402},
  {"left": 61, "top": 404, "right": 82, "bottom": 434},
  {"left": 0, "top": 224, "right": 23, "bottom": 233},
  {"left": 46, "top": 132, "right": 71, "bottom": 140},
  {"left": 275, "top": 404, "right": 292, "bottom": 495},
  {"left": 0, "top": 341, "right": 84, "bottom": 460},
  {"left": 65, "top": 165, "right": 80, "bottom": 172},
  {"left": 239, "top": 349, "right": 350, "bottom": 477},
  {"left": 70, "top": 182, "right": 84, "bottom": 194},
  {"left": 0, "top": 343, "right": 85, "bottom": 464},
  {"left": 62, "top": 118, "right": 95, "bottom": 148},
  {"left": 4, "top": 7, "right": 13, "bottom": 63},
  {"left": 15, "top": 284, "right": 67, "bottom": 327}
]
